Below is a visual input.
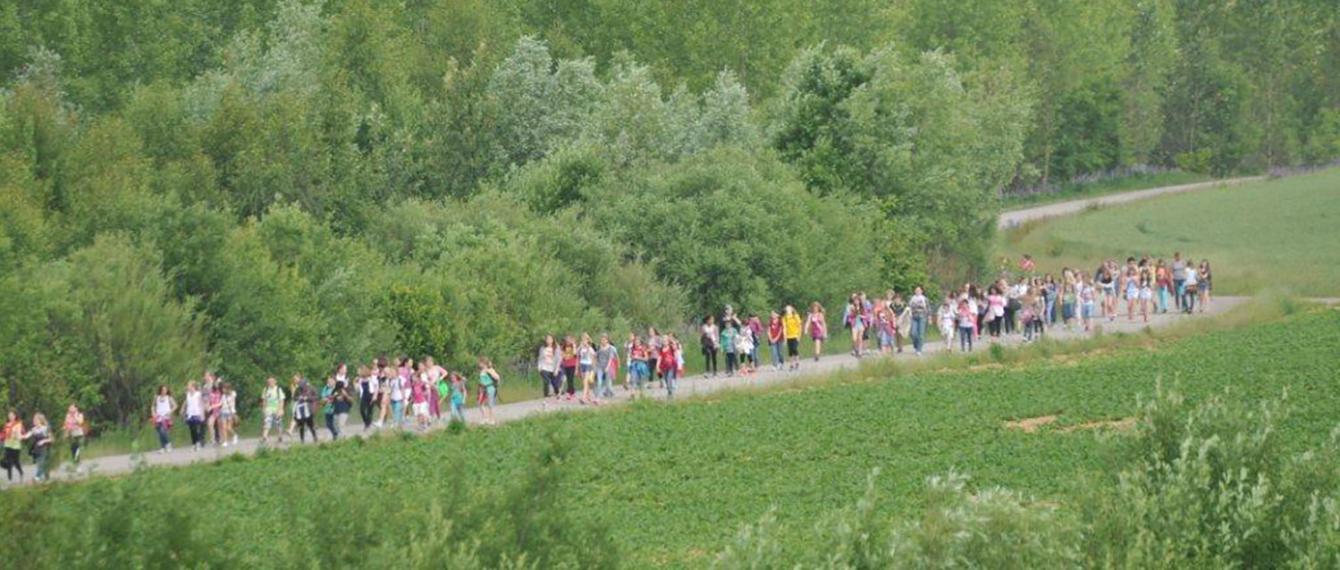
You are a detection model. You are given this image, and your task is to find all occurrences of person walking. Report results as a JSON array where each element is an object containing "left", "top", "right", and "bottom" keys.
[
  {"left": 596, "top": 334, "right": 618, "bottom": 399},
  {"left": 1182, "top": 262, "right": 1199, "bottom": 314},
  {"left": 579, "top": 334, "right": 598, "bottom": 404},
  {"left": 220, "top": 382, "right": 238, "bottom": 447},
  {"left": 62, "top": 404, "right": 86, "bottom": 464},
  {"left": 2, "top": 411, "right": 24, "bottom": 482},
  {"left": 629, "top": 336, "right": 650, "bottom": 396},
  {"left": 1171, "top": 252, "right": 1186, "bottom": 311},
  {"left": 537, "top": 335, "right": 562, "bottom": 400},
  {"left": 721, "top": 321, "right": 739, "bottom": 376},
  {"left": 783, "top": 306, "right": 803, "bottom": 371},
  {"left": 477, "top": 357, "right": 500, "bottom": 426},
  {"left": 448, "top": 372, "right": 468, "bottom": 424},
  {"left": 908, "top": 287, "right": 929, "bottom": 356},
  {"left": 956, "top": 298, "right": 975, "bottom": 353},
  {"left": 806, "top": 302, "right": 827, "bottom": 362},
  {"left": 700, "top": 316, "right": 720, "bottom": 378},
  {"left": 260, "top": 376, "right": 286, "bottom": 444},
  {"left": 293, "top": 378, "right": 318, "bottom": 443},
  {"left": 151, "top": 385, "right": 176, "bottom": 453},
  {"left": 321, "top": 377, "right": 340, "bottom": 439},
  {"left": 659, "top": 336, "right": 680, "bottom": 398},
  {"left": 183, "top": 381, "right": 206, "bottom": 451},
  {"left": 938, "top": 298, "right": 956, "bottom": 351},
  {"left": 356, "top": 365, "right": 379, "bottom": 430},
  {"left": 767, "top": 311, "right": 784, "bottom": 370},
  {"left": 27, "top": 413, "right": 52, "bottom": 482}
]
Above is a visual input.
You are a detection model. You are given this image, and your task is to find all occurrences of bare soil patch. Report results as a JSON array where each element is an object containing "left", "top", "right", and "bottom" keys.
[{"left": 1003, "top": 415, "right": 1059, "bottom": 433}]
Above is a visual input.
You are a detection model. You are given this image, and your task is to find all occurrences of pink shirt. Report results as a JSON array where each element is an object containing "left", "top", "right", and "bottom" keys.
[{"left": 410, "top": 379, "right": 429, "bottom": 404}]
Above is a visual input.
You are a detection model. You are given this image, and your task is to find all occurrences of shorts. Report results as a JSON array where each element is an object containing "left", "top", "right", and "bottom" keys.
[
  {"left": 220, "top": 411, "right": 234, "bottom": 421},
  {"left": 879, "top": 331, "right": 893, "bottom": 347},
  {"left": 1139, "top": 287, "right": 1153, "bottom": 301},
  {"left": 1082, "top": 302, "right": 1095, "bottom": 318},
  {"left": 264, "top": 413, "right": 283, "bottom": 429},
  {"left": 786, "top": 338, "right": 800, "bottom": 356},
  {"left": 579, "top": 364, "right": 593, "bottom": 375},
  {"left": 412, "top": 402, "right": 429, "bottom": 417}
]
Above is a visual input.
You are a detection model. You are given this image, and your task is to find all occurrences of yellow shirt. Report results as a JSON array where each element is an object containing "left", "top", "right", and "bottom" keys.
[{"left": 782, "top": 314, "right": 802, "bottom": 340}]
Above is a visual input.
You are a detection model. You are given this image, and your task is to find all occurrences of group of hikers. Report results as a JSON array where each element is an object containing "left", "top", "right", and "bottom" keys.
[
  {"left": 1, "top": 251, "right": 1213, "bottom": 484},
  {"left": 939, "top": 252, "right": 1213, "bottom": 353}
]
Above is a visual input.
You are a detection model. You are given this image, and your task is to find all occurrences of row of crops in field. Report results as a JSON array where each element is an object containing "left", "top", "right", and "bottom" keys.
[{"left": 3, "top": 306, "right": 1338, "bottom": 567}]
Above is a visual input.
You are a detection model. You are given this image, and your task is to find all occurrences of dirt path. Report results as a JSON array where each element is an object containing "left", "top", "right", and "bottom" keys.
[
  {"left": 9, "top": 296, "right": 1248, "bottom": 487},
  {"left": 997, "top": 176, "right": 1266, "bottom": 230}
]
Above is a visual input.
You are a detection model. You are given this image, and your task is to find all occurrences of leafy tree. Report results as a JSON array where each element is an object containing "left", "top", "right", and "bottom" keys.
[{"left": 65, "top": 235, "right": 206, "bottom": 425}]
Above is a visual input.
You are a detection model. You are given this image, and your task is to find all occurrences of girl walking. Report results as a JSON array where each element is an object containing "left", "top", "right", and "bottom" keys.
[
  {"left": 782, "top": 306, "right": 802, "bottom": 371},
  {"left": 294, "top": 378, "right": 318, "bottom": 443},
  {"left": 28, "top": 413, "right": 52, "bottom": 482},
  {"left": 63, "top": 404, "right": 86, "bottom": 464},
  {"left": 152, "top": 385, "right": 176, "bottom": 453},
  {"left": 700, "top": 316, "right": 720, "bottom": 377},
  {"left": 629, "top": 337, "right": 650, "bottom": 396},
  {"left": 537, "top": 335, "right": 562, "bottom": 399},
  {"left": 938, "top": 298, "right": 956, "bottom": 351},
  {"left": 560, "top": 336, "right": 579, "bottom": 401},
  {"left": 721, "top": 321, "right": 739, "bottom": 376},
  {"left": 2, "top": 411, "right": 24, "bottom": 482},
  {"left": 596, "top": 335, "right": 618, "bottom": 399},
  {"left": 579, "top": 334, "right": 598, "bottom": 404},
  {"left": 448, "top": 372, "right": 468, "bottom": 423},
  {"left": 767, "top": 312, "right": 784, "bottom": 370},
  {"left": 957, "top": 298, "right": 975, "bottom": 353},
  {"left": 184, "top": 381, "right": 206, "bottom": 450},
  {"left": 477, "top": 357, "right": 500, "bottom": 426},
  {"left": 807, "top": 302, "right": 827, "bottom": 362},
  {"left": 220, "top": 382, "right": 238, "bottom": 446},
  {"left": 660, "top": 336, "right": 680, "bottom": 398}
]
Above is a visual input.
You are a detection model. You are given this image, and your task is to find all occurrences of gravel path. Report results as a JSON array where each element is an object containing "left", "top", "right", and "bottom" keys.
[
  {"left": 997, "top": 176, "right": 1265, "bottom": 230},
  {"left": 11, "top": 296, "right": 1247, "bottom": 487}
]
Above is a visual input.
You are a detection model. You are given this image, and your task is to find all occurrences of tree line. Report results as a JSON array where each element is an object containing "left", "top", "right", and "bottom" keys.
[{"left": 0, "top": 0, "right": 1334, "bottom": 425}]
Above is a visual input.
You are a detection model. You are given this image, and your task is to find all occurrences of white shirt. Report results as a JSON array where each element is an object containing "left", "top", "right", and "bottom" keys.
[
  {"left": 1184, "top": 267, "right": 1198, "bottom": 286},
  {"left": 154, "top": 395, "right": 173, "bottom": 419},
  {"left": 185, "top": 390, "right": 205, "bottom": 417},
  {"left": 389, "top": 376, "right": 406, "bottom": 401}
]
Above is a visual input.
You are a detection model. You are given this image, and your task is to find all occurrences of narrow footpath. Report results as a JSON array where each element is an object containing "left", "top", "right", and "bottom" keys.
[{"left": 22, "top": 297, "right": 1246, "bottom": 485}]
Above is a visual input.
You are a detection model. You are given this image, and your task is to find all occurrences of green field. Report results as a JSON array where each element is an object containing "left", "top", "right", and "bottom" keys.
[
  {"left": 5, "top": 300, "right": 1338, "bottom": 567},
  {"left": 996, "top": 169, "right": 1340, "bottom": 296}
]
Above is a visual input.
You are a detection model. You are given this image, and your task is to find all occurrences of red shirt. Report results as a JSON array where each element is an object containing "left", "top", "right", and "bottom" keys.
[
  {"left": 768, "top": 319, "right": 783, "bottom": 342},
  {"left": 659, "top": 345, "right": 676, "bottom": 372}
]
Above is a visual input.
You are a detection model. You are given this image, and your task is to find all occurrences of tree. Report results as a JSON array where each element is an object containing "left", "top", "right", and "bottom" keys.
[{"left": 66, "top": 235, "right": 206, "bottom": 425}]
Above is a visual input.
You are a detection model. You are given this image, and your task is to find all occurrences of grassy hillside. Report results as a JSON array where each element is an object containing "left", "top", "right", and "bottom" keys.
[
  {"left": 996, "top": 169, "right": 1340, "bottom": 296},
  {"left": 3, "top": 300, "right": 1337, "bottom": 566}
]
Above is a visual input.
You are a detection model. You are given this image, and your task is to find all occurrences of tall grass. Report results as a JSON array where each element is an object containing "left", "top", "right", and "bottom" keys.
[{"left": 0, "top": 435, "right": 619, "bottom": 569}]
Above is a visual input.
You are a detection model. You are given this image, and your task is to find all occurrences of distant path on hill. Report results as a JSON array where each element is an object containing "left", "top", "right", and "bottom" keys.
[
  {"left": 9, "top": 296, "right": 1249, "bottom": 487},
  {"left": 998, "top": 176, "right": 1267, "bottom": 230}
]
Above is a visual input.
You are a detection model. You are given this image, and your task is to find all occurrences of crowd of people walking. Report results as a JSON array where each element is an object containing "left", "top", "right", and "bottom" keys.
[{"left": 1, "top": 251, "right": 1213, "bottom": 484}]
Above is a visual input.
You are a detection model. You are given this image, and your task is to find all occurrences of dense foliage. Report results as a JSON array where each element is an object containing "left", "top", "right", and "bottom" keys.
[
  {"left": 3, "top": 306, "right": 1337, "bottom": 566},
  {"left": 0, "top": 0, "right": 1335, "bottom": 424}
]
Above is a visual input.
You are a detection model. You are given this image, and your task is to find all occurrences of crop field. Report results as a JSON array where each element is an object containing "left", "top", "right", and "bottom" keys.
[
  {"left": 4, "top": 304, "right": 1338, "bottom": 567},
  {"left": 995, "top": 168, "right": 1340, "bottom": 296}
]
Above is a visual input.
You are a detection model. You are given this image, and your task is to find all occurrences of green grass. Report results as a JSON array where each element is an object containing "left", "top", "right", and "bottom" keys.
[
  {"left": 1000, "top": 170, "right": 1209, "bottom": 209},
  {"left": 6, "top": 299, "right": 1337, "bottom": 567},
  {"left": 996, "top": 168, "right": 1340, "bottom": 296}
]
